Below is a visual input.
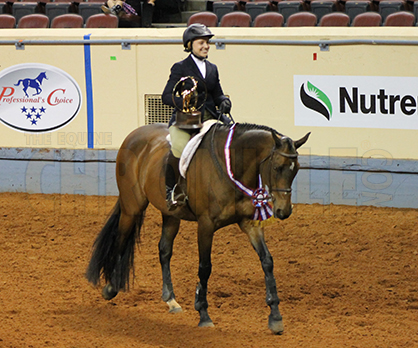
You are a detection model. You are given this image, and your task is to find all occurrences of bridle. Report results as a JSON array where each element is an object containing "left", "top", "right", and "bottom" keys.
[
  {"left": 260, "top": 148, "right": 298, "bottom": 195},
  {"left": 209, "top": 123, "right": 298, "bottom": 221}
]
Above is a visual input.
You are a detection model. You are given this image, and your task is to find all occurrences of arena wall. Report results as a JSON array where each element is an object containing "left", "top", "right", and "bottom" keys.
[{"left": 1, "top": 27, "right": 418, "bottom": 208}]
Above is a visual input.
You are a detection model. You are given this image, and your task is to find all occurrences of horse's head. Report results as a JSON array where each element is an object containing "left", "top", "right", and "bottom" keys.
[
  {"left": 39, "top": 72, "right": 48, "bottom": 81},
  {"left": 261, "top": 132, "right": 310, "bottom": 220}
]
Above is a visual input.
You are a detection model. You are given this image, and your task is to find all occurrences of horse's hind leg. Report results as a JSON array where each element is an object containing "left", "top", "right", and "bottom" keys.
[{"left": 159, "top": 214, "right": 182, "bottom": 313}]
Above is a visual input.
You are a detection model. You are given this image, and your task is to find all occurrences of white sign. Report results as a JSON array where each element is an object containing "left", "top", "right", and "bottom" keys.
[
  {"left": 294, "top": 75, "right": 418, "bottom": 129},
  {"left": 0, "top": 63, "right": 82, "bottom": 133}
]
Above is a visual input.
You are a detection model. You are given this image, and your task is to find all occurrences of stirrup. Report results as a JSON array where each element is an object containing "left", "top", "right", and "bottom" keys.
[{"left": 167, "top": 184, "right": 187, "bottom": 211}]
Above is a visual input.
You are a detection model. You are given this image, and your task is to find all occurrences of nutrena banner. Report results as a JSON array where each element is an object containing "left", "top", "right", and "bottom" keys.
[
  {"left": 0, "top": 63, "right": 82, "bottom": 133},
  {"left": 294, "top": 75, "right": 418, "bottom": 129}
]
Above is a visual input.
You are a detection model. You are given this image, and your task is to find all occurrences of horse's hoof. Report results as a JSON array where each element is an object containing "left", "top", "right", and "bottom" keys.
[
  {"left": 166, "top": 299, "right": 182, "bottom": 313},
  {"left": 102, "top": 284, "right": 118, "bottom": 301},
  {"left": 198, "top": 320, "right": 215, "bottom": 328},
  {"left": 268, "top": 318, "right": 284, "bottom": 335}
]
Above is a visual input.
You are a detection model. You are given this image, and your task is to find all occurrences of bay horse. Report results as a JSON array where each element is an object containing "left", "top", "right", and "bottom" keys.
[{"left": 86, "top": 122, "right": 310, "bottom": 334}]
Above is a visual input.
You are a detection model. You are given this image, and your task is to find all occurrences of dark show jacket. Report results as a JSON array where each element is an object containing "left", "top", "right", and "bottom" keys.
[{"left": 162, "top": 54, "right": 229, "bottom": 126}]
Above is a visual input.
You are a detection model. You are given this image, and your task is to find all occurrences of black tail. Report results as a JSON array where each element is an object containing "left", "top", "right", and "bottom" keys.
[{"left": 86, "top": 200, "right": 144, "bottom": 292}]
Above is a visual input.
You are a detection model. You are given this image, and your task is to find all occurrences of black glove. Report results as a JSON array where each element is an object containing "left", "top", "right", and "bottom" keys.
[
  {"left": 219, "top": 99, "right": 232, "bottom": 114},
  {"left": 219, "top": 113, "right": 233, "bottom": 124}
]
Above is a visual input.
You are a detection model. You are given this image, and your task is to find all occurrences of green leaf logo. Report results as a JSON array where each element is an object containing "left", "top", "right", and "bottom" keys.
[{"left": 300, "top": 81, "right": 333, "bottom": 120}]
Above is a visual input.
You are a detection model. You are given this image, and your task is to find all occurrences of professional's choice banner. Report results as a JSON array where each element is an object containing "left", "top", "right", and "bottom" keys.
[
  {"left": 0, "top": 63, "right": 82, "bottom": 133},
  {"left": 294, "top": 75, "right": 418, "bottom": 129}
]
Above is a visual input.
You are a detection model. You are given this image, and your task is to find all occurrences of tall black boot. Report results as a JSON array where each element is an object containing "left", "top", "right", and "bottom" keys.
[{"left": 165, "top": 152, "right": 186, "bottom": 211}]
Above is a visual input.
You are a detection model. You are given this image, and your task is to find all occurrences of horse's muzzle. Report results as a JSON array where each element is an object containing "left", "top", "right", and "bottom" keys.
[{"left": 274, "top": 206, "right": 292, "bottom": 220}]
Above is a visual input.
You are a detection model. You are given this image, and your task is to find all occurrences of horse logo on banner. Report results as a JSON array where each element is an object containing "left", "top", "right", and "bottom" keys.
[
  {"left": 0, "top": 63, "right": 82, "bottom": 133},
  {"left": 14, "top": 72, "right": 48, "bottom": 98}
]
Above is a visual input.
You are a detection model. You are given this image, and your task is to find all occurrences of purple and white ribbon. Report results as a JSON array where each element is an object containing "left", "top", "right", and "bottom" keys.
[{"left": 224, "top": 124, "right": 273, "bottom": 221}]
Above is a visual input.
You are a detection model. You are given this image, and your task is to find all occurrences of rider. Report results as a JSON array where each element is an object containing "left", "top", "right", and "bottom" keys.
[{"left": 162, "top": 23, "right": 232, "bottom": 211}]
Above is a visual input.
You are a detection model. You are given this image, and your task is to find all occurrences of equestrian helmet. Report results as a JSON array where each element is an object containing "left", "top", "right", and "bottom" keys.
[{"left": 183, "top": 24, "right": 214, "bottom": 52}]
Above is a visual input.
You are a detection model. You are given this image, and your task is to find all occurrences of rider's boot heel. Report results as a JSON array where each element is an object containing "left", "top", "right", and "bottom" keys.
[{"left": 165, "top": 153, "right": 186, "bottom": 211}]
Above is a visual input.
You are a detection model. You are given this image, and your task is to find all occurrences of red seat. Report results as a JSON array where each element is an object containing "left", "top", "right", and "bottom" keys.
[
  {"left": 384, "top": 10, "right": 414, "bottom": 26},
  {"left": 45, "top": 1, "right": 77, "bottom": 23},
  {"left": 286, "top": 11, "right": 317, "bottom": 26},
  {"left": 51, "top": 13, "right": 83, "bottom": 27},
  {"left": 344, "top": 0, "right": 372, "bottom": 23},
  {"left": 319, "top": 11, "right": 350, "bottom": 25},
  {"left": 187, "top": 11, "right": 218, "bottom": 26},
  {"left": 278, "top": 0, "right": 305, "bottom": 24},
  {"left": 379, "top": 0, "right": 406, "bottom": 22},
  {"left": 13, "top": 2, "right": 43, "bottom": 24},
  {"left": 18, "top": 13, "right": 50, "bottom": 27},
  {"left": 212, "top": 1, "right": 239, "bottom": 23},
  {"left": 85, "top": 13, "right": 118, "bottom": 27},
  {"left": 0, "top": 13, "right": 16, "bottom": 27},
  {"left": 245, "top": 1, "right": 270, "bottom": 21},
  {"left": 78, "top": 1, "right": 104, "bottom": 23},
  {"left": 253, "top": 11, "right": 284, "bottom": 26},
  {"left": 219, "top": 11, "right": 251, "bottom": 26},
  {"left": 310, "top": 0, "right": 340, "bottom": 21},
  {"left": 351, "top": 11, "right": 381, "bottom": 26}
]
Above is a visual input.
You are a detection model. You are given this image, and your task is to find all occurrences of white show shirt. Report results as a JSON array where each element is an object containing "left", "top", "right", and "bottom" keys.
[{"left": 191, "top": 54, "right": 206, "bottom": 79}]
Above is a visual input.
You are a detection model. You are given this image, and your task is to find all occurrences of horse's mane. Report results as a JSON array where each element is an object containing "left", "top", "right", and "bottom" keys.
[{"left": 218, "top": 122, "right": 284, "bottom": 139}]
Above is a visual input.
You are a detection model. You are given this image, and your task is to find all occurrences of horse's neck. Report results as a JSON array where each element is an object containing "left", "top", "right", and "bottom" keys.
[{"left": 227, "top": 129, "right": 274, "bottom": 183}]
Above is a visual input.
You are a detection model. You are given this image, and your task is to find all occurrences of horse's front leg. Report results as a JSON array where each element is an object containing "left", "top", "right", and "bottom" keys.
[
  {"left": 195, "top": 218, "right": 215, "bottom": 327},
  {"left": 159, "top": 214, "right": 182, "bottom": 313},
  {"left": 240, "top": 219, "right": 284, "bottom": 335}
]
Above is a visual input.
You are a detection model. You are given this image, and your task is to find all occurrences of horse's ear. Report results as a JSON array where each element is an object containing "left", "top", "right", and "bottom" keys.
[{"left": 294, "top": 132, "right": 311, "bottom": 149}]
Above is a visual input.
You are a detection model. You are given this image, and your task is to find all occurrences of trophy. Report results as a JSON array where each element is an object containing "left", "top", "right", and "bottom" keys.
[{"left": 172, "top": 76, "right": 205, "bottom": 130}]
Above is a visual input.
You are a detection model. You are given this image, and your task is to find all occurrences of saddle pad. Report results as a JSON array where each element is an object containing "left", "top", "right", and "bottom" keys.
[{"left": 180, "top": 120, "right": 219, "bottom": 178}]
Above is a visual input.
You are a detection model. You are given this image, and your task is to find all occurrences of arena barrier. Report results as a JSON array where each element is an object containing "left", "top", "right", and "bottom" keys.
[{"left": 1, "top": 27, "right": 418, "bottom": 208}]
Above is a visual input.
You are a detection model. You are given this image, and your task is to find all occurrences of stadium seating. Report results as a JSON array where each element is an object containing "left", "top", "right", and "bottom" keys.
[
  {"left": 351, "top": 11, "right": 381, "bottom": 25},
  {"left": 253, "top": 11, "right": 284, "bottom": 26},
  {"left": 310, "top": 0, "right": 339, "bottom": 22},
  {"left": 1, "top": 0, "right": 417, "bottom": 29},
  {"left": 78, "top": 0, "right": 104, "bottom": 24},
  {"left": 378, "top": 0, "right": 405, "bottom": 23},
  {"left": 278, "top": 0, "right": 305, "bottom": 24},
  {"left": 0, "top": 13, "right": 16, "bottom": 27},
  {"left": 17, "top": 13, "right": 49, "bottom": 27},
  {"left": 245, "top": 1, "right": 270, "bottom": 21},
  {"left": 344, "top": 0, "right": 371, "bottom": 24},
  {"left": 85, "top": 13, "right": 118, "bottom": 27},
  {"left": 50, "top": 13, "right": 83, "bottom": 27},
  {"left": 383, "top": 10, "right": 414, "bottom": 25},
  {"left": 13, "top": 1, "right": 43, "bottom": 25},
  {"left": 286, "top": 11, "right": 317, "bottom": 26},
  {"left": 319, "top": 11, "right": 350, "bottom": 25},
  {"left": 187, "top": 11, "right": 218, "bottom": 26},
  {"left": 45, "top": 0, "right": 77, "bottom": 23},
  {"left": 212, "top": 1, "right": 238, "bottom": 23},
  {"left": 219, "top": 10, "right": 251, "bottom": 26}
]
